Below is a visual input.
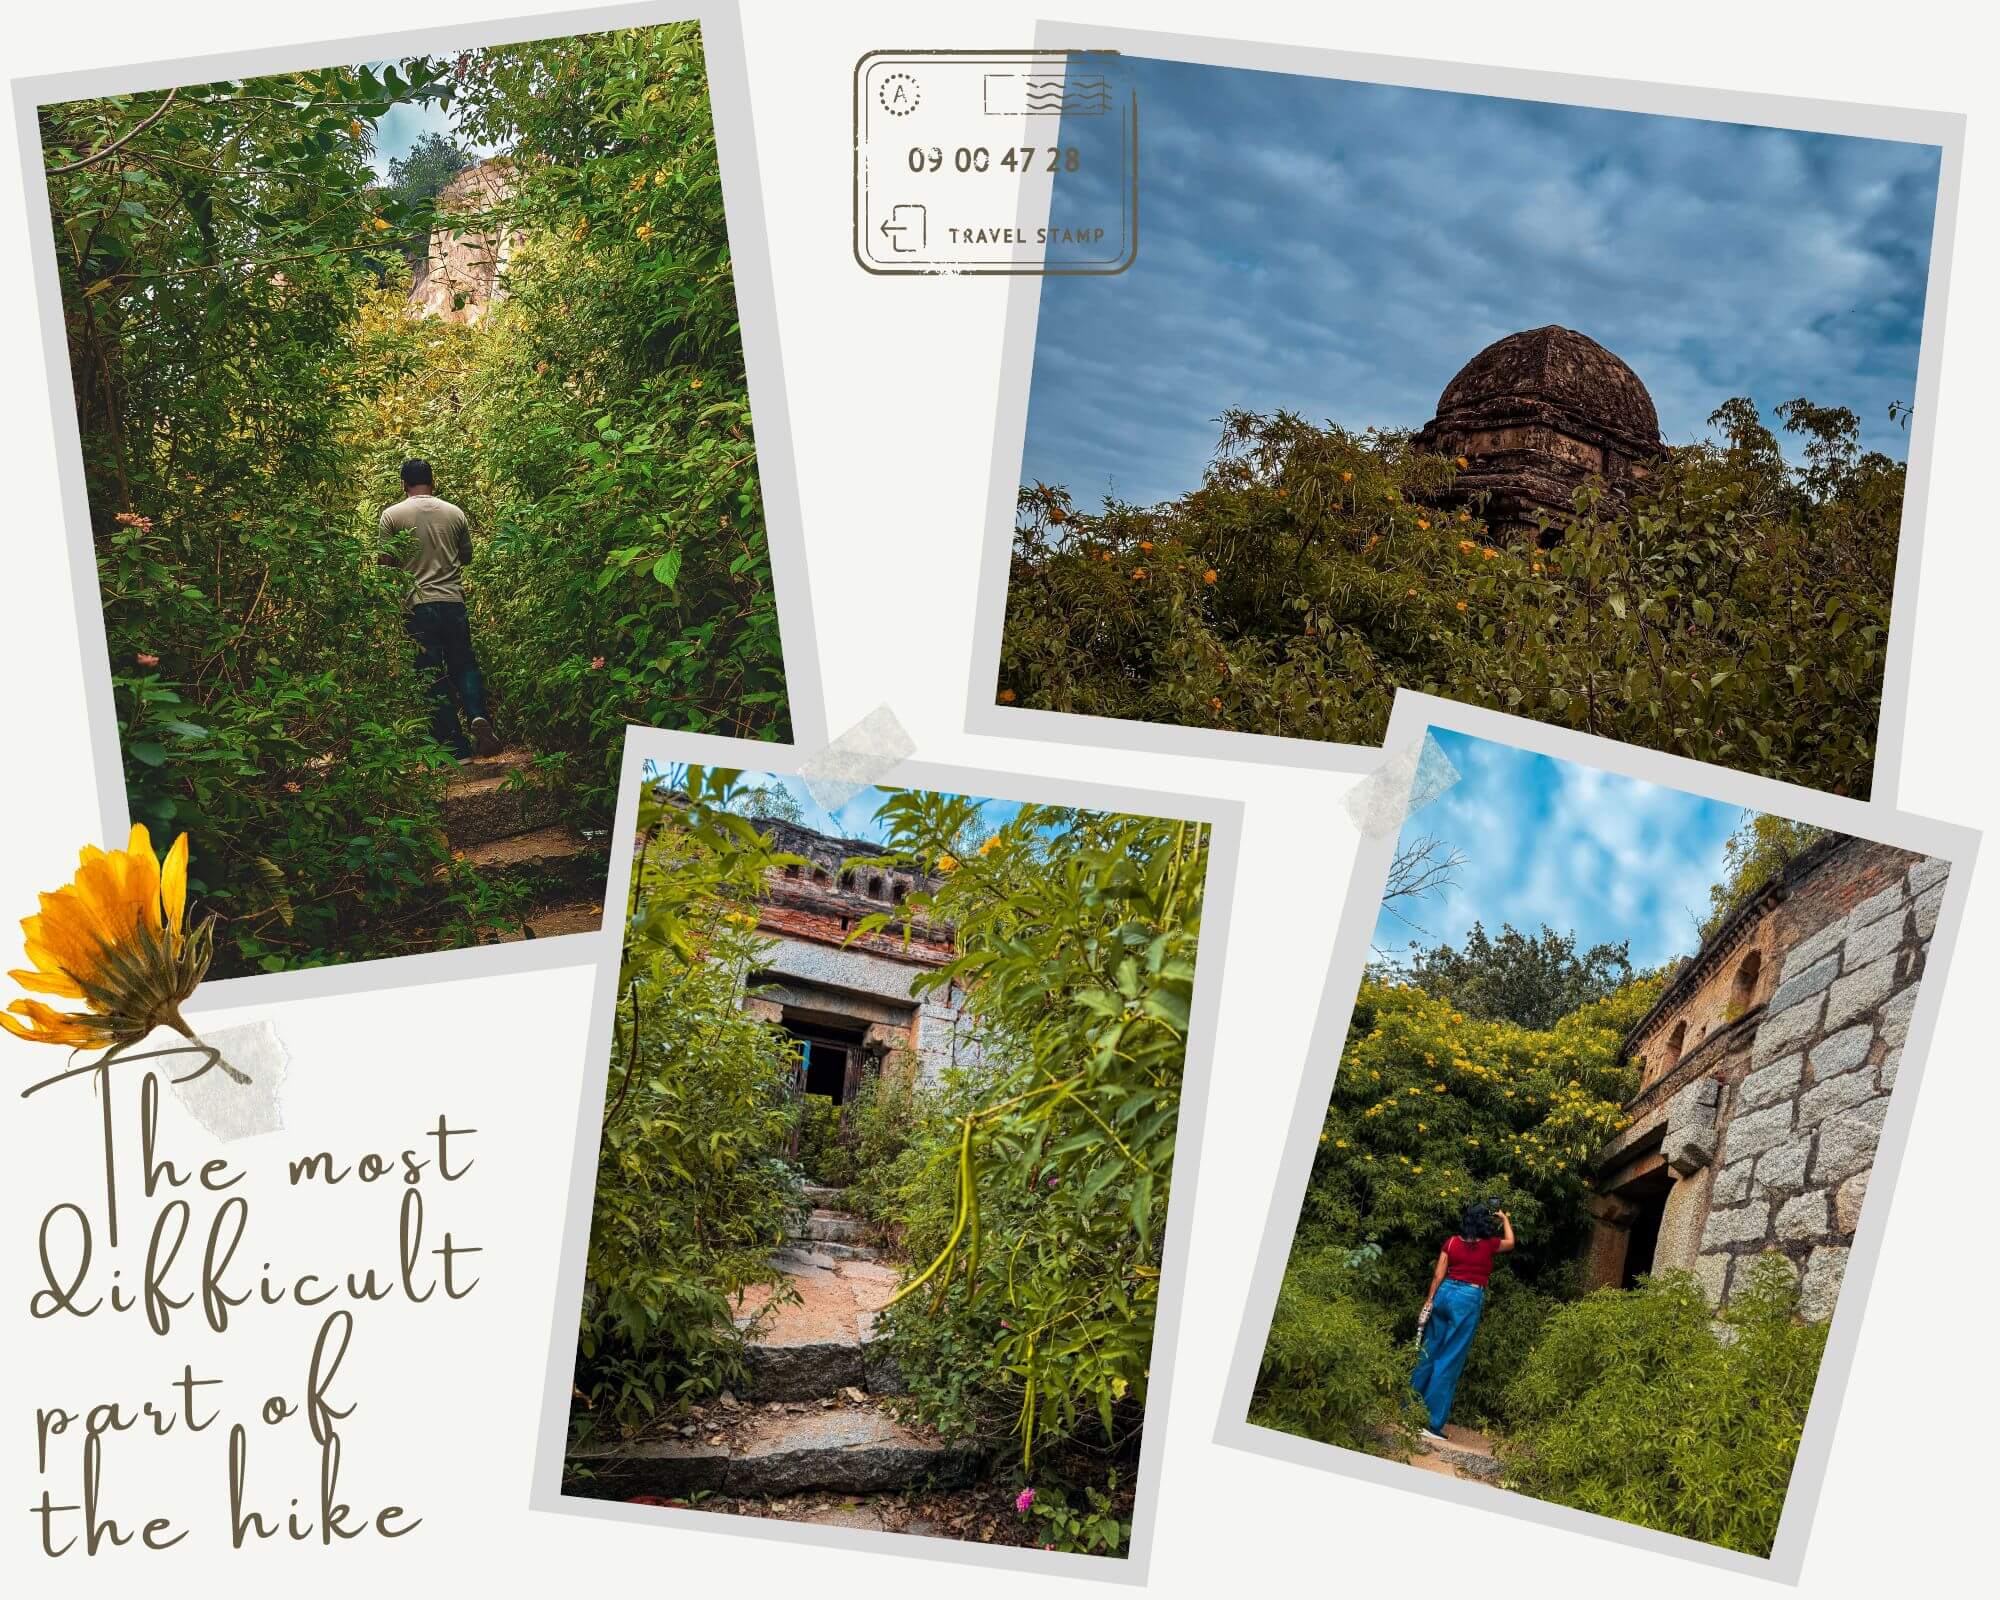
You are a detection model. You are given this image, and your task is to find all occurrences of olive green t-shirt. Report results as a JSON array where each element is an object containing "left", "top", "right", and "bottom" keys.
[{"left": 379, "top": 493, "right": 473, "bottom": 606}]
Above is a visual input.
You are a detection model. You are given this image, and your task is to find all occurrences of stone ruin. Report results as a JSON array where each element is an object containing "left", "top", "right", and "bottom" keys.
[
  {"left": 408, "top": 157, "right": 522, "bottom": 326},
  {"left": 1583, "top": 833, "right": 1946, "bottom": 1321},
  {"left": 1412, "top": 325, "right": 1665, "bottom": 543},
  {"left": 736, "top": 817, "right": 980, "bottom": 1106}
]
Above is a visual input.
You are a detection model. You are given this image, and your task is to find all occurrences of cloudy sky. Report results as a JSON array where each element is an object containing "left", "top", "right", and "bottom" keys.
[
  {"left": 1022, "top": 59, "right": 1944, "bottom": 509},
  {"left": 1374, "top": 730, "right": 1744, "bottom": 973},
  {"left": 741, "top": 775, "right": 1022, "bottom": 844}
]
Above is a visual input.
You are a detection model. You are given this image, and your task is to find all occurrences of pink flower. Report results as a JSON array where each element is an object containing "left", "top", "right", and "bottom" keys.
[
  {"left": 283, "top": 781, "right": 301, "bottom": 794},
  {"left": 1015, "top": 1488, "right": 1035, "bottom": 1513},
  {"left": 589, "top": 656, "right": 606, "bottom": 671},
  {"left": 135, "top": 653, "right": 160, "bottom": 667}
]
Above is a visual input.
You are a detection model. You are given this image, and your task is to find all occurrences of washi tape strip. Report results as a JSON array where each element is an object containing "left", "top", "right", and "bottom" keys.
[
  {"left": 1343, "top": 731, "right": 1461, "bottom": 837},
  {"left": 796, "top": 704, "right": 918, "bottom": 812},
  {"left": 171, "top": 1018, "right": 288, "bottom": 1142}
]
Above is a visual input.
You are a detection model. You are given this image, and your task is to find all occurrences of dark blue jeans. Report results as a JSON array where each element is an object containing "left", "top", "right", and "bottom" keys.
[{"left": 405, "top": 600, "right": 489, "bottom": 756}]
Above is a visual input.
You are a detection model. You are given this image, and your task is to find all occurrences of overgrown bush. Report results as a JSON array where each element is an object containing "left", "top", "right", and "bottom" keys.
[
  {"left": 793, "top": 1095, "right": 845, "bottom": 1185},
  {"left": 1299, "top": 976, "right": 1654, "bottom": 1289},
  {"left": 44, "top": 26, "right": 786, "bottom": 978},
  {"left": 1250, "top": 1247, "right": 1422, "bottom": 1450},
  {"left": 1502, "top": 1257, "right": 1826, "bottom": 1556},
  {"left": 856, "top": 793, "right": 1208, "bottom": 1515},
  {"left": 1001, "top": 401, "right": 1903, "bottom": 797},
  {"left": 573, "top": 770, "right": 799, "bottom": 1434}
]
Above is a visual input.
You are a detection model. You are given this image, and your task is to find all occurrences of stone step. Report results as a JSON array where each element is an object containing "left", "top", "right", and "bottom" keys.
[
  {"left": 803, "top": 1211, "right": 866, "bottom": 1245},
  {"left": 482, "top": 899, "right": 607, "bottom": 945},
  {"left": 736, "top": 1258, "right": 903, "bottom": 1401},
  {"left": 452, "top": 824, "right": 603, "bottom": 892},
  {"left": 581, "top": 1403, "right": 973, "bottom": 1498},
  {"left": 441, "top": 755, "right": 567, "bottom": 848},
  {"left": 800, "top": 1184, "right": 846, "bottom": 1208},
  {"left": 782, "top": 1237, "right": 880, "bottom": 1263}
]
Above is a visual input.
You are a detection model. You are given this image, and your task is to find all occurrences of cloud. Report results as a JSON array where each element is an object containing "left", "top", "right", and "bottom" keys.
[
  {"left": 1022, "top": 59, "right": 1942, "bottom": 508},
  {"left": 1375, "top": 731, "right": 1741, "bottom": 971}
]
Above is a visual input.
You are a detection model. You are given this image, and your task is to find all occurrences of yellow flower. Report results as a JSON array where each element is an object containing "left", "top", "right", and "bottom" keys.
[
  {"left": 1341, "top": 470, "right": 1354, "bottom": 483},
  {"left": 636, "top": 223, "right": 653, "bottom": 240},
  {"left": 1482, "top": 547, "right": 1498, "bottom": 560},
  {"left": 4, "top": 826, "right": 211, "bottom": 1051},
  {"left": 689, "top": 378, "right": 703, "bottom": 390},
  {"left": 1458, "top": 539, "right": 1475, "bottom": 553},
  {"left": 1203, "top": 569, "right": 1218, "bottom": 585},
  {"left": 1131, "top": 568, "right": 1147, "bottom": 580},
  {"left": 1454, "top": 456, "right": 1469, "bottom": 469},
  {"left": 1416, "top": 519, "right": 1431, "bottom": 531},
  {"left": 1455, "top": 600, "right": 1468, "bottom": 612},
  {"left": 372, "top": 218, "right": 390, "bottom": 232},
  {"left": 1139, "top": 541, "right": 1154, "bottom": 552},
  {"left": 936, "top": 853, "right": 957, "bottom": 873}
]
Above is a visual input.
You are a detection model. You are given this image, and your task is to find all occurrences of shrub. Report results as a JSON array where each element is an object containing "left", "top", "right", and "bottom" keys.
[
  {"left": 793, "top": 1095, "right": 846, "bottom": 1185},
  {"left": 1502, "top": 1257, "right": 1826, "bottom": 1556},
  {"left": 1001, "top": 402, "right": 1903, "bottom": 797},
  {"left": 859, "top": 795, "right": 1208, "bottom": 1479},
  {"left": 573, "top": 770, "right": 800, "bottom": 1434},
  {"left": 1250, "top": 1247, "right": 1422, "bottom": 1451},
  {"left": 1302, "top": 976, "right": 1654, "bottom": 1287}
]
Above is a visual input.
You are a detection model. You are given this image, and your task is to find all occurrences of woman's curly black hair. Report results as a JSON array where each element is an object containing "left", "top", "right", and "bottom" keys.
[{"left": 1458, "top": 1200, "right": 1503, "bottom": 1241}]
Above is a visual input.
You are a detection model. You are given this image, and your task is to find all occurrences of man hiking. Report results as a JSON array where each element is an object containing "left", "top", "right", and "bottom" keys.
[{"left": 377, "top": 458, "right": 501, "bottom": 759}]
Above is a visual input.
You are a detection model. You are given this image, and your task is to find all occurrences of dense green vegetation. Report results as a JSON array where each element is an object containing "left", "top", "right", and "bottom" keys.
[
  {"left": 1001, "top": 399, "right": 1902, "bottom": 797},
  {"left": 568, "top": 774, "right": 1203, "bottom": 1556},
  {"left": 574, "top": 771, "right": 799, "bottom": 1426},
  {"left": 1253, "top": 959, "right": 1825, "bottom": 1555},
  {"left": 42, "top": 23, "right": 784, "bottom": 977}
]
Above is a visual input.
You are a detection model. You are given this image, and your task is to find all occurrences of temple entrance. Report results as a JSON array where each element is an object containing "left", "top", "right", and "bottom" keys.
[
  {"left": 784, "top": 1014, "right": 869, "bottom": 1106},
  {"left": 1618, "top": 1168, "right": 1672, "bottom": 1290}
]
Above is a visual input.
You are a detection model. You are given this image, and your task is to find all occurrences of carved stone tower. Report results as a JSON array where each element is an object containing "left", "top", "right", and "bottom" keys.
[{"left": 1412, "top": 326, "right": 1664, "bottom": 543}]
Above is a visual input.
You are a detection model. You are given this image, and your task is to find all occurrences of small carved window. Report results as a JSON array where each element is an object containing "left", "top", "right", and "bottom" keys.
[
  {"left": 1662, "top": 1020, "right": 1687, "bottom": 1075},
  {"left": 813, "top": 867, "right": 829, "bottom": 886},
  {"left": 869, "top": 875, "right": 883, "bottom": 898},
  {"left": 1730, "top": 951, "right": 1762, "bottom": 1016},
  {"left": 840, "top": 870, "right": 854, "bottom": 890},
  {"left": 893, "top": 880, "right": 909, "bottom": 904},
  {"left": 783, "top": 864, "right": 800, "bottom": 878}
]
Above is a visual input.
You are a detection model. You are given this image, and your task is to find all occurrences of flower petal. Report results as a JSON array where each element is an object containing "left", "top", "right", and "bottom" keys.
[
  {"left": 126, "top": 824, "right": 163, "bottom": 933},
  {"left": 160, "top": 833, "right": 189, "bottom": 941}
]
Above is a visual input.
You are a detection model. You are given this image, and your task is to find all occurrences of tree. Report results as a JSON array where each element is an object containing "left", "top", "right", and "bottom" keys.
[
  {"left": 1380, "top": 831, "right": 1466, "bottom": 940},
  {"left": 731, "top": 780, "right": 804, "bottom": 824},
  {"left": 1700, "top": 811, "right": 1828, "bottom": 941},
  {"left": 380, "top": 129, "right": 471, "bottom": 273},
  {"left": 1395, "top": 921, "right": 1634, "bottom": 1032},
  {"left": 1000, "top": 401, "right": 1905, "bottom": 798}
]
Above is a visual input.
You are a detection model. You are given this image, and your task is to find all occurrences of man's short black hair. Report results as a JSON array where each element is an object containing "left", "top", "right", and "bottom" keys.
[{"left": 401, "top": 458, "right": 434, "bottom": 490}]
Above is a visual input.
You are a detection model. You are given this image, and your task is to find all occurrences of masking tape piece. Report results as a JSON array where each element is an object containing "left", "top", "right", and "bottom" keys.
[
  {"left": 1343, "top": 731, "right": 1461, "bottom": 838},
  {"left": 797, "top": 705, "right": 917, "bottom": 813},
  {"left": 170, "top": 1019, "right": 288, "bottom": 1142}
]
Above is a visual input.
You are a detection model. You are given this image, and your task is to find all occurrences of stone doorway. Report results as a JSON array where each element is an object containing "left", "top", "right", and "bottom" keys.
[
  {"left": 785, "top": 1014, "right": 869, "bottom": 1107},
  {"left": 1617, "top": 1169, "right": 1672, "bottom": 1291}
]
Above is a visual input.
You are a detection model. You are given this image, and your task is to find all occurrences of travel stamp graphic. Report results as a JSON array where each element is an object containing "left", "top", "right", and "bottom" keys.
[{"left": 854, "top": 50, "right": 1138, "bottom": 275}]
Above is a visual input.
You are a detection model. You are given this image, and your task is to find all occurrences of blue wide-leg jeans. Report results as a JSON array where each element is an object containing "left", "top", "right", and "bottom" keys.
[{"left": 1410, "top": 1277, "right": 1485, "bottom": 1431}]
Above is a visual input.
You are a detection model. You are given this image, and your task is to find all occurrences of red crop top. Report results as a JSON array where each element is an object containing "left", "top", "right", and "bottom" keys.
[{"left": 1444, "top": 1235, "right": 1503, "bottom": 1287}]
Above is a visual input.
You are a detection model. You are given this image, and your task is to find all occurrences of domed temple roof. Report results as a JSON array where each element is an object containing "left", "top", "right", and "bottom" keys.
[
  {"left": 1437, "top": 326, "right": 1661, "bottom": 449},
  {"left": 1412, "top": 326, "right": 1666, "bottom": 541}
]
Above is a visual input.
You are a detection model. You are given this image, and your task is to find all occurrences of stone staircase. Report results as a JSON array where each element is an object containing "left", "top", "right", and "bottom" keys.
[
  {"left": 1409, "top": 1423, "right": 1503, "bottom": 1484},
  {"left": 440, "top": 748, "right": 605, "bottom": 939},
  {"left": 577, "top": 1186, "right": 975, "bottom": 1500}
]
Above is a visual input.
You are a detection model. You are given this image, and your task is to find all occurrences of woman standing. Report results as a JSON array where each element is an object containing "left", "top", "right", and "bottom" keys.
[{"left": 1410, "top": 1201, "right": 1515, "bottom": 1442}]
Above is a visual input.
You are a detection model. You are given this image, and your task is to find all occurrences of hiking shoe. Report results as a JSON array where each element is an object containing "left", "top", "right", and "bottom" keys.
[
  {"left": 1420, "top": 1429, "right": 1449, "bottom": 1445},
  {"left": 469, "top": 716, "right": 502, "bottom": 757}
]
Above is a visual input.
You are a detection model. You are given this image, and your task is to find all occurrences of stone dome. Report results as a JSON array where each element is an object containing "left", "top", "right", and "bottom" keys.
[
  {"left": 1411, "top": 326, "right": 1666, "bottom": 542},
  {"left": 1437, "top": 326, "right": 1660, "bottom": 447}
]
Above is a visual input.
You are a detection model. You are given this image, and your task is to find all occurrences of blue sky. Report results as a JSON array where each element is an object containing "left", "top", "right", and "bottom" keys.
[
  {"left": 368, "top": 91, "right": 493, "bottom": 181},
  {"left": 1374, "top": 730, "right": 1743, "bottom": 972},
  {"left": 740, "top": 775, "right": 1024, "bottom": 845},
  {"left": 1022, "top": 59, "right": 1943, "bottom": 508}
]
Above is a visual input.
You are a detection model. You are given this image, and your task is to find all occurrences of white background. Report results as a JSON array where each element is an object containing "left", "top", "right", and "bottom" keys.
[{"left": 1, "top": 1, "right": 1992, "bottom": 1595}]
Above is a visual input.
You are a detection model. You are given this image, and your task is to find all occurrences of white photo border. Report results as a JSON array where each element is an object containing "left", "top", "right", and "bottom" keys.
[
  {"left": 529, "top": 725, "right": 1244, "bottom": 1582},
  {"left": 965, "top": 20, "right": 1966, "bottom": 809},
  {"left": 14, "top": 0, "right": 828, "bottom": 1009},
  {"left": 1213, "top": 688, "right": 1981, "bottom": 1581}
]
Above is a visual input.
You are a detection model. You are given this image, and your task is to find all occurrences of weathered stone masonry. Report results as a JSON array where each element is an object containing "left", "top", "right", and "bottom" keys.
[
  {"left": 739, "top": 818, "right": 980, "bottom": 1094},
  {"left": 1585, "top": 835, "right": 1946, "bottom": 1320}
]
